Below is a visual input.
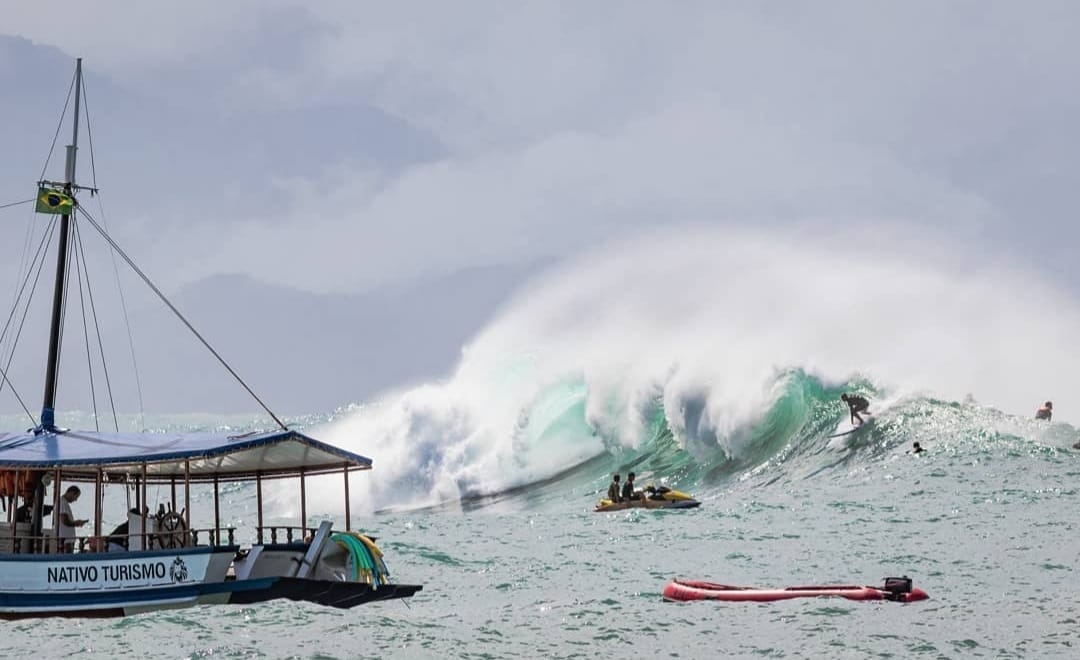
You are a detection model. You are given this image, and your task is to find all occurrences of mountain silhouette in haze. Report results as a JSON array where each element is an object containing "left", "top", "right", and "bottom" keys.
[
  {"left": 0, "top": 261, "right": 551, "bottom": 418},
  {"left": 117, "top": 261, "right": 552, "bottom": 415}
]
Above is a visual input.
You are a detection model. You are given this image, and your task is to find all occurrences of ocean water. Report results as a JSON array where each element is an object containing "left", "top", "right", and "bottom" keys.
[
  {"left": 4, "top": 230, "right": 1080, "bottom": 658},
  {"left": 3, "top": 378, "right": 1079, "bottom": 659}
]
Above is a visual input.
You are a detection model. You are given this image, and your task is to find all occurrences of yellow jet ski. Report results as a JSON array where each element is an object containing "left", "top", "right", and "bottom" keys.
[{"left": 594, "top": 485, "right": 701, "bottom": 512}]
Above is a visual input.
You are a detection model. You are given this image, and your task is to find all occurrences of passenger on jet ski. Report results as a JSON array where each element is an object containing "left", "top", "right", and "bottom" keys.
[
  {"left": 644, "top": 484, "right": 672, "bottom": 501},
  {"left": 621, "top": 472, "right": 643, "bottom": 501},
  {"left": 607, "top": 474, "right": 622, "bottom": 503}
]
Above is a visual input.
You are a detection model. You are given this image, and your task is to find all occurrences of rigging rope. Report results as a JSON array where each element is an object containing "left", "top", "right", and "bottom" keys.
[
  {"left": 82, "top": 76, "right": 146, "bottom": 431},
  {"left": 52, "top": 215, "right": 76, "bottom": 409},
  {"left": 76, "top": 206, "right": 289, "bottom": 431},
  {"left": 72, "top": 222, "right": 99, "bottom": 431},
  {"left": 2, "top": 204, "right": 35, "bottom": 367},
  {"left": 0, "top": 199, "right": 34, "bottom": 211},
  {"left": 6, "top": 73, "right": 286, "bottom": 432},
  {"left": 0, "top": 216, "right": 57, "bottom": 361},
  {"left": 0, "top": 217, "right": 61, "bottom": 427},
  {"left": 73, "top": 219, "right": 120, "bottom": 431},
  {"left": 3, "top": 202, "right": 43, "bottom": 367},
  {"left": 38, "top": 68, "right": 77, "bottom": 183}
]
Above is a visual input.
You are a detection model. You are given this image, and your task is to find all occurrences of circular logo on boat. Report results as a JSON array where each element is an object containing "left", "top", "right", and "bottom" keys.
[{"left": 170, "top": 557, "right": 189, "bottom": 583}]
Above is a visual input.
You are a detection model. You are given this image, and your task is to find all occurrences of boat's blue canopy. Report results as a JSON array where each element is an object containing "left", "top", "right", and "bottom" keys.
[{"left": 0, "top": 428, "right": 372, "bottom": 482}]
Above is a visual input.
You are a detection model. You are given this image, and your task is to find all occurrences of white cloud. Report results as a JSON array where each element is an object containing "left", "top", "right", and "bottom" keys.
[
  {"left": 1, "top": 1, "right": 293, "bottom": 73},
  {"left": 177, "top": 92, "right": 995, "bottom": 294},
  {"left": 3, "top": 1, "right": 1079, "bottom": 295}
]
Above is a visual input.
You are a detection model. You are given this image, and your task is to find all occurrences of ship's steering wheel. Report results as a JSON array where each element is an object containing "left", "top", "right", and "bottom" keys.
[{"left": 156, "top": 510, "right": 188, "bottom": 549}]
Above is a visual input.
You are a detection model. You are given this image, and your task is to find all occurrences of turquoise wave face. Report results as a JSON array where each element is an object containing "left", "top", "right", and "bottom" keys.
[
  {"left": 506, "top": 369, "right": 1080, "bottom": 508},
  {"left": 491, "top": 369, "right": 861, "bottom": 502},
  {"left": 7, "top": 366, "right": 1074, "bottom": 516},
  {"left": 70, "top": 368, "right": 1067, "bottom": 515}
]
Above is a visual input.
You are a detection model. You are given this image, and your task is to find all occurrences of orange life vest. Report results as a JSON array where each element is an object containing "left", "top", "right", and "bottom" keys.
[{"left": 0, "top": 470, "right": 44, "bottom": 500}]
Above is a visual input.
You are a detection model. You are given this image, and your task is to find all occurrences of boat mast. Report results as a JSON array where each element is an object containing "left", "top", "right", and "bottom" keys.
[{"left": 40, "top": 58, "right": 82, "bottom": 431}]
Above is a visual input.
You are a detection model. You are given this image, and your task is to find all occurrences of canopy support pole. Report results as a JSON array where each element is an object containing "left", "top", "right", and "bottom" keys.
[
  {"left": 94, "top": 469, "right": 102, "bottom": 541},
  {"left": 9, "top": 470, "right": 18, "bottom": 551},
  {"left": 213, "top": 475, "right": 220, "bottom": 545},
  {"left": 184, "top": 460, "right": 191, "bottom": 537},
  {"left": 51, "top": 469, "right": 61, "bottom": 553},
  {"left": 300, "top": 468, "right": 307, "bottom": 541},
  {"left": 7, "top": 471, "right": 14, "bottom": 524},
  {"left": 343, "top": 464, "right": 351, "bottom": 531},
  {"left": 140, "top": 463, "right": 148, "bottom": 549},
  {"left": 256, "top": 473, "right": 263, "bottom": 544}
]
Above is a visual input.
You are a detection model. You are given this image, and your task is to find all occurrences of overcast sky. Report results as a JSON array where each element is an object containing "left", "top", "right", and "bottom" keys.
[
  {"left": 4, "top": 1, "right": 1078, "bottom": 294},
  {"left": 1, "top": 2, "right": 1079, "bottom": 416}
]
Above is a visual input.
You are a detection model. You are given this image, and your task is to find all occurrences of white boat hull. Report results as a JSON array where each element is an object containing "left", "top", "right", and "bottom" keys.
[{"left": 0, "top": 543, "right": 422, "bottom": 618}]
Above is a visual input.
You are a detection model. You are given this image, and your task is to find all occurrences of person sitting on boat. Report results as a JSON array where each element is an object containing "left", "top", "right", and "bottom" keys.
[
  {"left": 621, "top": 472, "right": 643, "bottom": 501},
  {"left": 56, "top": 485, "right": 88, "bottom": 553},
  {"left": 14, "top": 497, "right": 52, "bottom": 523},
  {"left": 841, "top": 393, "right": 870, "bottom": 426},
  {"left": 1035, "top": 401, "right": 1053, "bottom": 421},
  {"left": 607, "top": 474, "right": 622, "bottom": 503},
  {"left": 105, "top": 514, "right": 135, "bottom": 552}
]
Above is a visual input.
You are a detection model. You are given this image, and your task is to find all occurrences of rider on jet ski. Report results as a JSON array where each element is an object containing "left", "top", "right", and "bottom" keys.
[{"left": 644, "top": 483, "right": 672, "bottom": 501}]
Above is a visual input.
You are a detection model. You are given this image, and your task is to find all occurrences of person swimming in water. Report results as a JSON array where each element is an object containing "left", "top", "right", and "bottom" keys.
[
  {"left": 841, "top": 393, "right": 870, "bottom": 426},
  {"left": 908, "top": 441, "right": 923, "bottom": 454},
  {"left": 1035, "top": 401, "right": 1053, "bottom": 421}
]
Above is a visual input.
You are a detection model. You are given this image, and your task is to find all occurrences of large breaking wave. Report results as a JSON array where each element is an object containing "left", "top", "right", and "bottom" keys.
[{"left": 302, "top": 227, "right": 1080, "bottom": 514}]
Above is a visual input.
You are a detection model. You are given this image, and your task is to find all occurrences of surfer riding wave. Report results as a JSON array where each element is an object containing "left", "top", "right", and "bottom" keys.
[{"left": 841, "top": 393, "right": 870, "bottom": 426}]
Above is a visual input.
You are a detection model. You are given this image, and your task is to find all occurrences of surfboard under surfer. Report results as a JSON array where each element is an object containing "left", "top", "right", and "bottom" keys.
[{"left": 841, "top": 393, "right": 870, "bottom": 426}]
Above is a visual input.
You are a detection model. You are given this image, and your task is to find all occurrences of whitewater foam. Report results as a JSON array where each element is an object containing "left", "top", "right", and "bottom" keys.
[{"left": 304, "top": 226, "right": 1080, "bottom": 511}]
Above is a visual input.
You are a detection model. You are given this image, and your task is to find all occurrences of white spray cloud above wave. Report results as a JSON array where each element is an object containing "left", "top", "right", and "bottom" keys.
[{"left": 299, "top": 225, "right": 1080, "bottom": 514}]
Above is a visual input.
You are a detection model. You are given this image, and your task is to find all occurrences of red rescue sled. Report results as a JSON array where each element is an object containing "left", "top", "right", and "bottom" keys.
[{"left": 663, "top": 577, "right": 928, "bottom": 603}]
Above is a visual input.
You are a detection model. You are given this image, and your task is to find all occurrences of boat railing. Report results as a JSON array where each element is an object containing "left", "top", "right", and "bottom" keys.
[
  {"left": 257, "top": 525, "right": 318, "bottom": 545},
  {"left": 0, "top": 524, "right": 340, "bottom": 555},
  {"left": 83, "top": 527, "right": 239, "bottom": 551},
  {"left": 195, "top": 527, "right": 239, "bottom": 546},
  {"left": 0, "top": 526, "right": 240, "bottom": 555}
]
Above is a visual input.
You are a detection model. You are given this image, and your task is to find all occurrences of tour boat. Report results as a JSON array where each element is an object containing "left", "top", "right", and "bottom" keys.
[{"left": 0, "top": 59, "right": 421, "bottom": 618}]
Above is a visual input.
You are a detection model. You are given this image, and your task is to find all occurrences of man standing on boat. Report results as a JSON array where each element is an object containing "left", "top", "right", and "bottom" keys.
[{"left": 57, "top": 486, "right": 88, "bottom": 553}]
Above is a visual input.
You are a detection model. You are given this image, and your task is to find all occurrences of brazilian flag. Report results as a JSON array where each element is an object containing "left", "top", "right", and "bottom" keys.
[{"left": 35, "top": 187, "right": 75, "bottom": 215}]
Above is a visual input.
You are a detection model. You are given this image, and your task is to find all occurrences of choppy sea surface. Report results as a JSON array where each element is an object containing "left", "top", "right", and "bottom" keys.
[
  {"left": 3, "top": 380, "right": 1080, "bottom": 659},
  {"left": 5, "top": 230, "right": 1080, "bottom": 657}
]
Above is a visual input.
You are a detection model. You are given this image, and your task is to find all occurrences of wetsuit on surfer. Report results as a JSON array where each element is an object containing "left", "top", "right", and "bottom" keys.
[{"left": 841, "top": 393, "right": 870, "bottom": 426}]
